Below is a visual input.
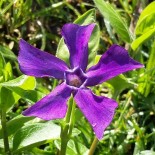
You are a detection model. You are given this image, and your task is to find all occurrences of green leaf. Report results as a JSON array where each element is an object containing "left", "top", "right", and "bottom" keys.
[
  {"left": 94, "top": 0, "right": 133, "bottom": 43},
  {"left": 2, "top": 62, "right": 13, "bottom": 82},
  {"left": 0, "top": 52, "right": 5, "bottom": 70},
  {"left": 94, "top": 54, "right": 101, "bottom": 65},
  {"left": 1, "top": 75, "right": 44, "bottom": 103},
  {"left": 0, "top": 139, "right": 4, "bottom": 149},
  {"left": 16, "top": 89, "right": 45, "bottom": 103},
  {"left": 67, "top": 140, "right": 89, "bottom": 155},
  {"left": 131, "top": 28, "right": 155, "bottom": 50},
  {"left": 0, "top": 45, "right": 17, "bottom": 61},
  {"left": 0, "top": 86, "right": 20, "bottom": 111},
  {"left": 74, "top": 9, "right": 96, "bottom": 25},
  {"left": 0, "top": 62, "right": 13, "bottom": 83},
  {"left": 0, "top": 53, "right": 5, "bottom": 81},
  {"left": 106, "top": 75, "right": 133, "bottom": 98},
  {"left": 1, "top": 75, "right": 35, "bottom": 90},
  {"left": 13, "top": 121, "right": 60, "bottom": 152},
  {"left": 0, "top": 115, "right": 33, "bottom": 139},
  {"left": 55, "top": 139, "right": 89, "bottom": 155},
  {"left": 74, "top": 108, "right": 83, "bottom": 123},
  {"left": 137, "top": 41, "right": 155, "bottom": 97},
  {"left": 87, "top": 24, "right": 100, "bottom": 68},
  {"left": 136, "top": 150, "right": 155, "bottom": 155},
  {"left": 0, "top": 75, "right": 36, "bottom": 110},
  {"left": 132, "top": 2, "right": 155, "bottom": 50},
  {"left": 135, "top": 1, "right": 155, "bottom": 35},
  {"left": 11, "top": 77, "right": 44, "bottom": 102},
  {"left": 71, "top": 128, "right": 81, "bottom": 137},
  {"left": 56, "top": 9, "right": 100, "bottom": 68}
]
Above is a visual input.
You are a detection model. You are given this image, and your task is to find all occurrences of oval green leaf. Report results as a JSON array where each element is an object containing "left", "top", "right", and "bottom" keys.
[
  {"left": 13, "top": 122, "right": 60, "bottom": 152},
  {"left": 132, "top": 2, "right": 155, "bottom": 50},
  {"left": 0, "top": 75, "right": 36, "bottom": 110}
]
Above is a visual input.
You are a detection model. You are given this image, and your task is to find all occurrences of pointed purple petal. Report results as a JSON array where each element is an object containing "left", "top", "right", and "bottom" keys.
[
  {"left": 61, "top": 23, "right": 95, "bottom": 71},
  {"left": 74, "top": 88, "right": 118, "bottom": 140},
  {"left": 23, "top": 83, "right": 72, "bottom": 120},
  {"left": 18, "top": 39, "right": 69, "bottom": 79},
  {"left": 85, "top": 45, "right": 144, "bottom": 86}
]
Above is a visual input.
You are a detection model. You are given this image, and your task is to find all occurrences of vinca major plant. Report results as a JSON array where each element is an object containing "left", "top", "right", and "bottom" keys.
[{"left": 18, "top": 23, "right": 143, "bottom": 154}]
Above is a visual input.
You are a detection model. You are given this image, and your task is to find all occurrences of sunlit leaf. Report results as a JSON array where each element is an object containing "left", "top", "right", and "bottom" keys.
[
  {"left": 94, "top": 0, "right": 133, "bottom": 43},
  {"left": 0, "top": 52, "right": 5, "bottom": 71},
  {"left": 1, "top": 75, "right": 35, "bottom": 90},
  {"left": 2, "top": 62, "right": 13, "bottom": 81},
  {"left": 137, "top": 41, "right": 155, "bottom": 97},
  {"left": 136, "top": 150, "right": 155, "bottom": 155},
  {"left": 0, "top": 75, "right": 36, "bottom": 111},
  {"left": 55, "top": 139, "right": 89, "bottom": 155},
  {"left": 135, "top": 1, "right": 155, "bottom": 35},
  {"left": 13, "top": 121, "right": 60, "bottom": 152},
  {"left": 131, "top": 28, "right": 155, "bottom": 50},
  {"left": 132, "top": 1, "right": 155, "bottom": 50}
]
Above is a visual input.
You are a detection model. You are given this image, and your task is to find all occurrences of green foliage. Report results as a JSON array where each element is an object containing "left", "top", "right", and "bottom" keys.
[
  {"left": 136, "top": 150, "right": 155, "bottom": 155},
  {"left": 0, "top": 115, "right": 33, "bottom": 139},
  {"left": 13, "top": 121, "right": 60, "bottom": 152},
  {"left": 93, "top": 0, "right": 133, "bottom": 43},
  {"left": 0, "top": 0, "right": 155, "bottom": 154},
  {"left": 0, "top": 87, "right": 20, "bottom": 112},
  {"left": 55, "top": 139, "right": 89, "bottom": 155},
  {"left": 0, "top": 53, "right": 5, "bottom": 70},
  {"left": 106, "top": 75, "right": 133, "bottom": 98},
  {"left": 132, "top": 1, "right": 155, "bottom": 50},
  {"left": 0, "top": 75, "right": 36, "bottom": 111},
  {"left": 135, "top": 1, "right": 155, "bottom": 36},
  {"left": 138, "top": 41, "right": 155, "bottom": 97},
  {"left": 131, "top": 28, "right": 155, "bottom": 50}
]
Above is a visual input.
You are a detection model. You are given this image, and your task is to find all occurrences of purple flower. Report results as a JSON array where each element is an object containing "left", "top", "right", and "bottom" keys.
[{"left": 18, "top": 23, "right": 143, "bottom": 140}]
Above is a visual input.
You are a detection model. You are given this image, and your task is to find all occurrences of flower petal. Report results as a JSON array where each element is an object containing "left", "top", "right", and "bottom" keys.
[
  {"left": 61, "top": 23, "right": 95, "bottom": 71},
  {"left": 74, "top": 88, "right": 118, "bottom": 140},
  {"left": 18, "top": 39, "right": 69, "bottom": 79},
  {"left": 23, "top": 83, "right": 72, "bottom": 120},
  {"left": 85, "top": 45, "right": 144, "bottom": 86}
]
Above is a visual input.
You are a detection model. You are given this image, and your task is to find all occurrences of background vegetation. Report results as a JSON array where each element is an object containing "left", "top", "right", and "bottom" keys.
[{"left": 0, "top": 0, "right": 155, "bottom": 154}]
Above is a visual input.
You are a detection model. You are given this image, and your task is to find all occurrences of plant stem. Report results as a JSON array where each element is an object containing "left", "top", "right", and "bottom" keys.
[
  {"left": 68, "top": 101, "right": 76, "bottom": 136},
  {"left": 88, "top": 137, "right": 99, "bottom": 155},
  {"left": 59, "top": 97, "right": 76, "bottom": 155},
  {"left": 60, "top": 125, "right": 69, "bottom": 155},
  {"left": 0, "top": 110, "right": 11, "bottom": 155}
]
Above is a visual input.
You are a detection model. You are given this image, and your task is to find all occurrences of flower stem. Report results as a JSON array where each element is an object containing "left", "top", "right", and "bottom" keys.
[
  {"left": 0, "top": 109, "right": 11, "bottom": 155},
  {"left": 60, "top": 97, "right": 76, "bottom": 155},
  {"left": 68, "top": 101, "right": 76, "bottom": 137},
  {"left": 88, "top": 137, "right": 99, "bottom": 155}
]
